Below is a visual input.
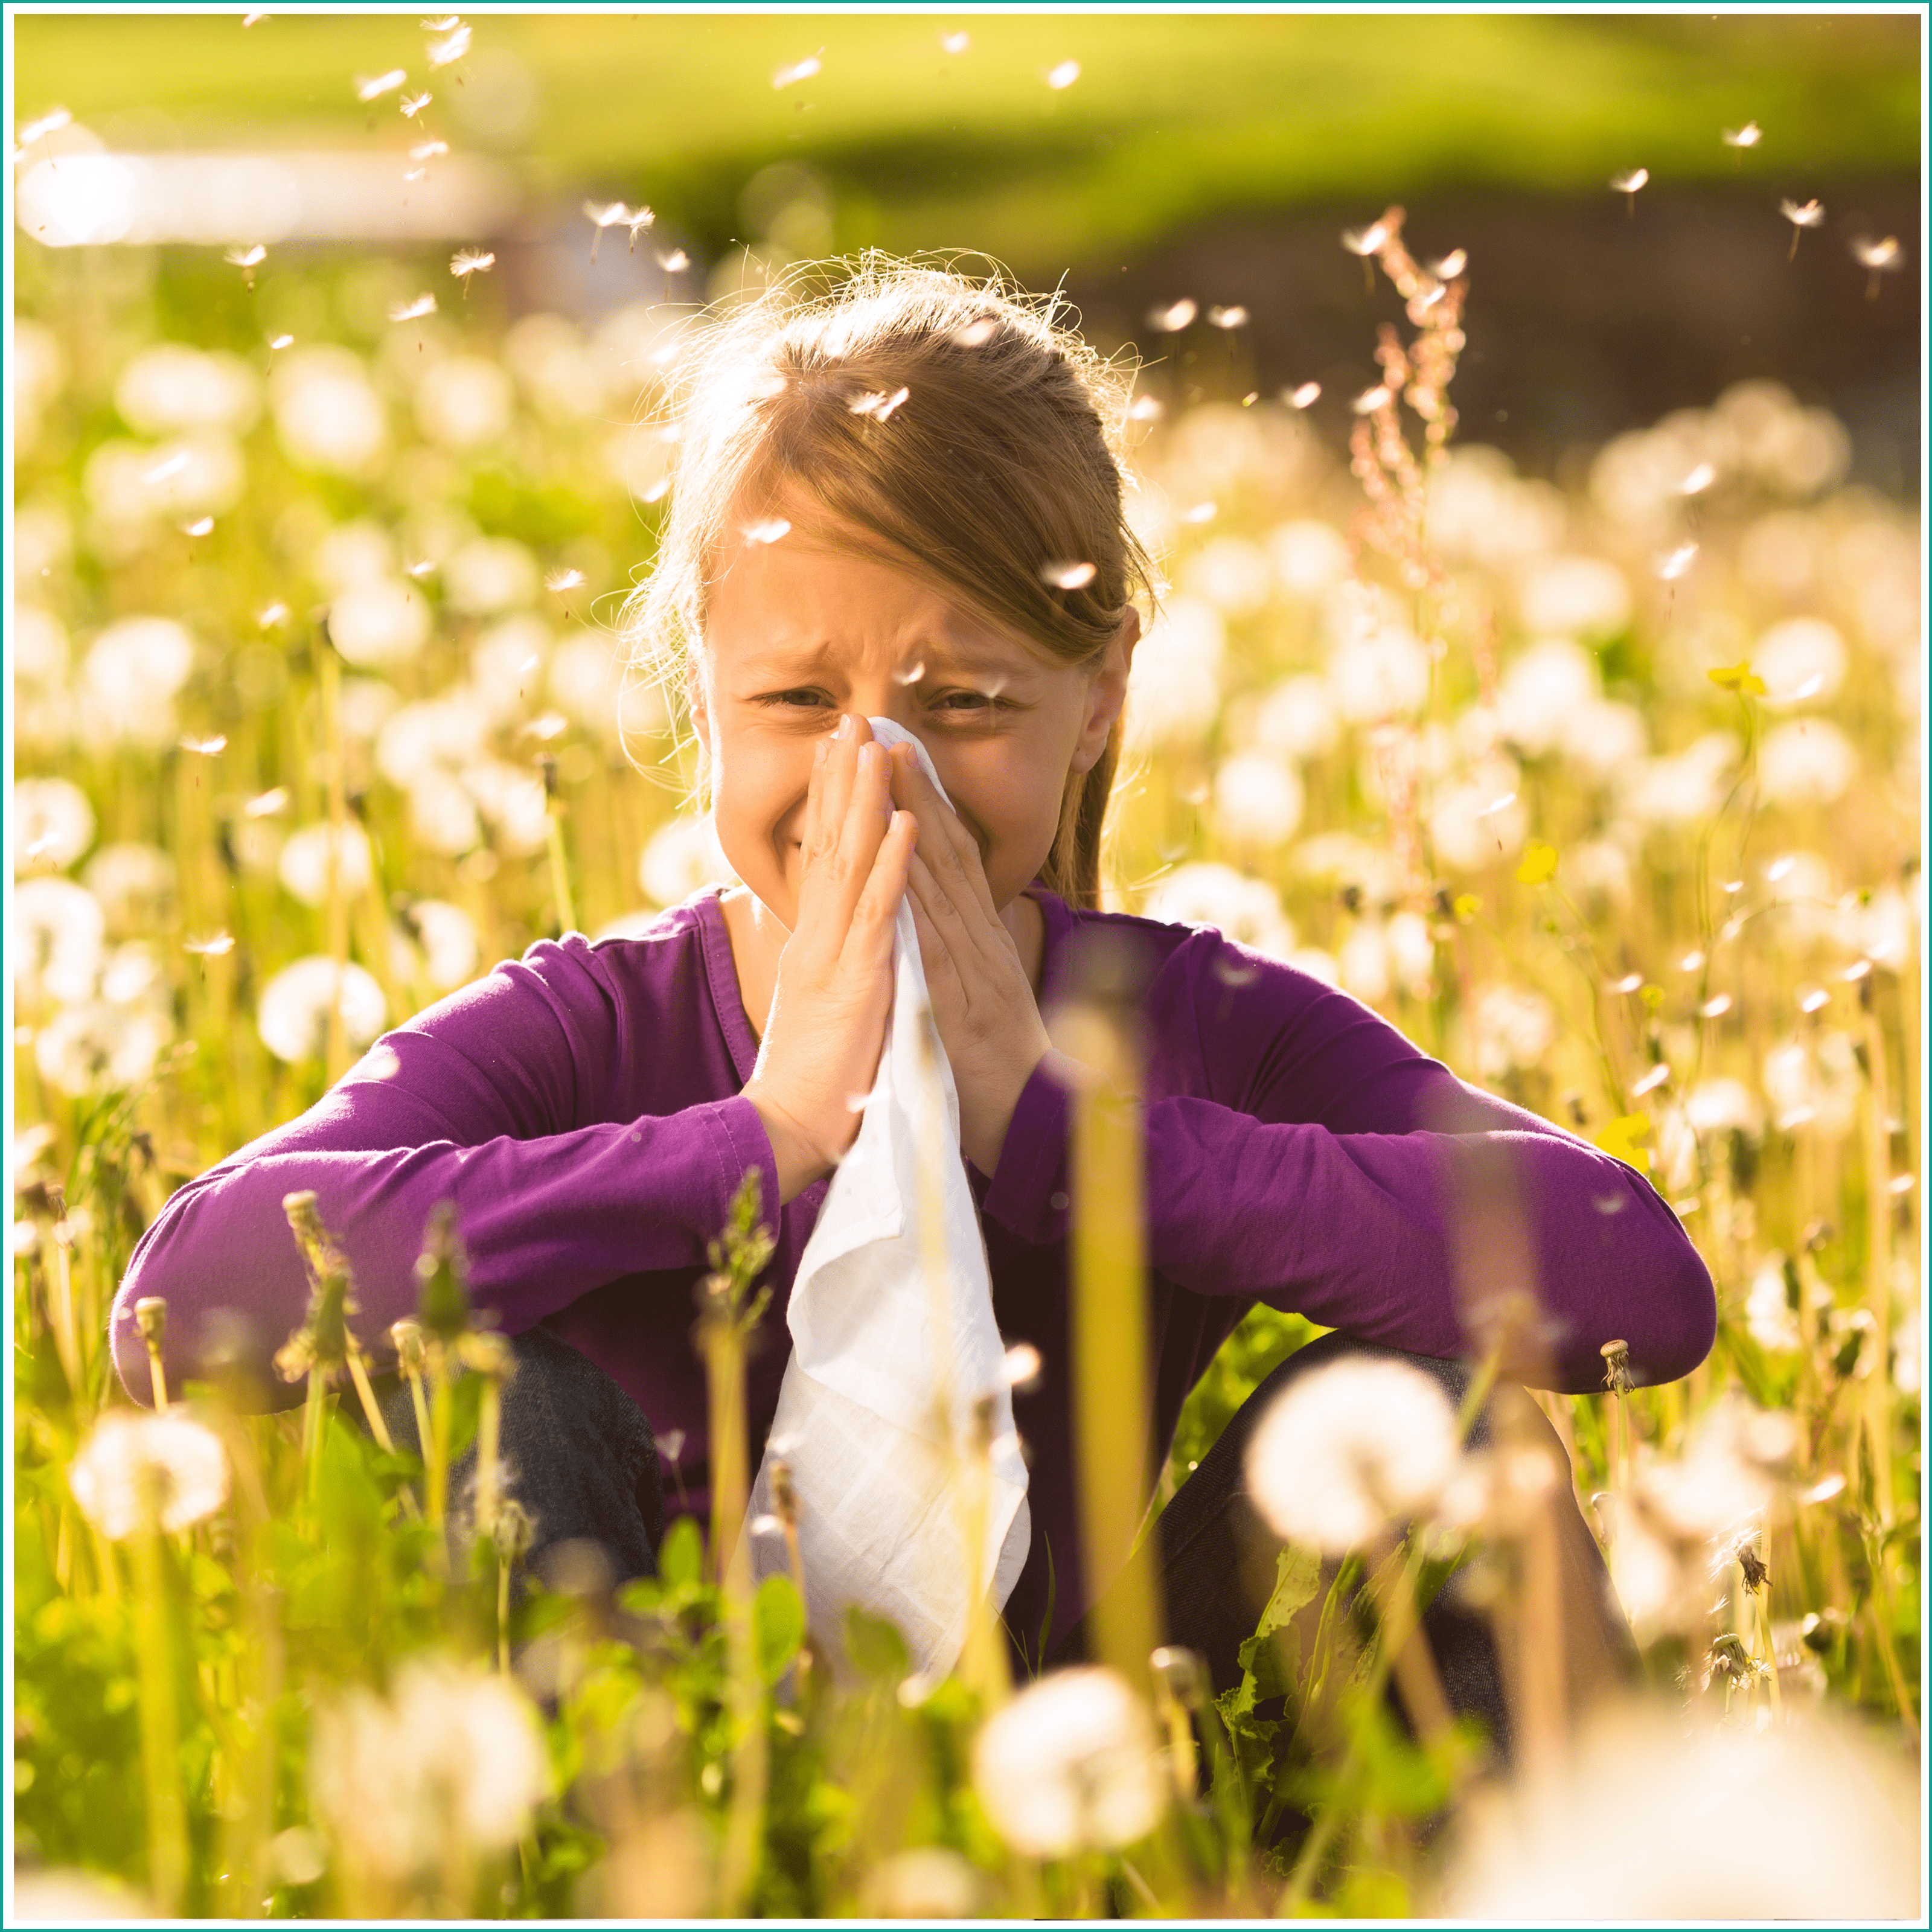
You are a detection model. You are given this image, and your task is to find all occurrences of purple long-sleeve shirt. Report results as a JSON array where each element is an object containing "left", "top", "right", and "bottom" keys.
[{"left": 113, "top": 883, "right": 1713, "bottom": 1655}]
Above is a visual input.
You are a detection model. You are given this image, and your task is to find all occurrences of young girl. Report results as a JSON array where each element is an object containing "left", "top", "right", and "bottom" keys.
[{"left": 113, "top": 259, "right": 1713, "bottom": 1706}]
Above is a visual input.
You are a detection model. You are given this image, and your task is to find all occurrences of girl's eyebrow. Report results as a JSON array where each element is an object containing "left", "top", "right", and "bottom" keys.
[{"left": 735, "top": 639, "right": 1041, "bottom": 682}]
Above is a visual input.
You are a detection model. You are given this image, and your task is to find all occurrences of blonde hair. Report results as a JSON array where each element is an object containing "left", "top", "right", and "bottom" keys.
[{"left": 620, "top": 252, "right": 1157, "bottom": 912}]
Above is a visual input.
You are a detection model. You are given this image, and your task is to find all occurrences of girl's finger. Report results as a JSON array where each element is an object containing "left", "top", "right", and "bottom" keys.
[
  {"left": 812, "top": 715, "right": 862, "bottom": 863},
  {"left": 891, "top": 744, "right": 1002, "bottom": 926},
  {"left": 844, "top": 809, "right": 918, "bottom": 963},
  {"left": 801, "top": 732, "right": 828, "bottom": 865},
  {"left": 906, "top": 887, "right": 961, "bottom": 996},
  {"left": 825, "top": 740, "right": 895, "bottom": 927}
]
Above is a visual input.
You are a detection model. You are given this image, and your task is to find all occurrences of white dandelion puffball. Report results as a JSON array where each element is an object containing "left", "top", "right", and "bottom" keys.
[
  {"left": 13, "top": 604, "right": 74, "bottom": 748},
  {"left": 1253, "top": 673, "right": 1340, "bottom": 761},
  {"left": 1122, "top": 596, "right": 1226, "bottom": 750},
  {"left": 13, "top": 317, "right": 66, "bottom": 449},
  {"left": 1212, "top": 750, "right": 1303, "bottom": 846},
  {"left": 1745, "top": 1257, "right": 1801, "bottom": 1355},
  {"left": 1685, "top": 1077, "right": 1761, "bottom": 1139},
  {"left": 548, "top": 633, "right": 625, "bottom": 732},
  {"left": 14, "top": 876, "right": 106, "bottom": 1008},
  {"left": 1753, "top": 616, "right": 1846, "bottom": 706},
  {"left": 416, "top": 355, "right": 515, "bottom": 451},
  {"left": 1518, "top": 555, "right": 1632, "bottom": 640},
  {"left": 270, "top": 345, "right": 386, "bottom": 475},
  {"left": 1496, "top": 637, "right": 1599, "bottom": 757},
  {"left": 1245, "top": 1357, "right": 1462, "bottom": 1554},
  {"left": 1428, "top": 772, "right": 1527, "bottom": 872},
  {"left": 36, "top": 1002, "right": 168, "bottom": 1098},
  {"left": 1328, "top": 620, "right": 1431, "bottom": 724},
  {"left": 69, "top": 1410, "right": 229, "bottom": 1540},
  {"left": 1757, "top": 718, "right": 1857, "bottom": 807},
  {"left": 116, "top": 343, "right": 261, "bottom": 437},
  {"left": 258, "top": 958, "right": 388, "bottom": 1064},
  {"left": 82, "top": 616, "right": 196, "bottom": 746},
  {"left": 461, "top": 760, "right": 550, "bottom": 856},
  {"left": 1638, "top": 1394, "right": 1793, "bottom": 1545},
  {"left": 377, "top": 693, "right": 492, "bottom": 789},
  {"left": 1142, "top": 863, "right": 1294, "bottom": 959},
  {"left": 1268, "top": 518, "right": 1351, "bottom": 599},
  {"left": 1444, "top": 1704, "right": 1920, "bottom": 1919},
  {"left": 310, "top": 1655, "right": 549, "bottom": 1882},
  {"left": 84, "top": 843, "right": 177, "bottom": 938},
  {"left": 278, "top": 822, "right": 375, "bottom": 907},
  {"left": 13, "top": 776, "right": 97, "bottom": 872},
  {"left": 1470, "top": 983, "right": 1558, "bottom": 1081},
  {"left": 312, "top": 517, "right": 396, "bottom": 595},
  {"left": 1557, "top": 698, "right": 1648, "bottom": 780},
  {"left": 407, "top": 900, "right": 481, "bottom": 991},
  {"left": 1763, "top": 1030, "right": 1860, "bottom": 1138},
  {"left": 327, "top": 579, "right": 432, "bottom": 669},
  {"left": 639, "top": 813, "right": 738, "bottom": 907},
  {"left": 1621, "top": 732, "right": 1738, "bottom": 829},
  {"left": 1179, "top": 534, "right": 1273, "bottom": 615},
  {"left": 445, "top": 536, "right": 539, "bottom": 615},
  {"left": 971, "top": 1668, "right": 1167, "bottom": 1857},
  {"left": 407, "top": 771, "right": 484, "bottom": 856}
]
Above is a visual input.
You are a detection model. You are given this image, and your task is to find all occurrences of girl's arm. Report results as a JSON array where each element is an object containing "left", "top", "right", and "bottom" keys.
[
  {"left": 109, "top": 936, "right": 774, "bottom": 1410},
  {"left": 982, "top": 929, "right": 1716, "bottom": 1395}
]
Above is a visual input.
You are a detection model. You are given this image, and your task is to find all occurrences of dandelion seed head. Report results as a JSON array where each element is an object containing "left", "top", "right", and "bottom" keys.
[
  {"left": 223, "top": 243, "right": 267, "bottom": 269},
  {"left": 1046, "top": 59, "right": 1081, "bottom": 89},
  {"left": 1246, "top": 1357, "right": 1462, "bottom": 1555},
  {"left": 185, "top": 931, "right": 236, "bottom": 957},
  {"left": 583, "top": 199, "right": 631, "bottom": 229},
  {"left": 1852, "top": 235, "right": 1902, "bottom": 270},
  {"left": 544, "top": 567, "right": 586, "bottom": 593},
  {"left": 449, "top": 248, "right": 494, "bottom": 279},
  {"left": 773, "top": 53, "right": 822, "bottom": 89},
  {"left": 389, "top": 293, "right": 437, "bottom": 322},
  {"left": 426, "top": 24, "right": 470, "bottom": 66},
  {"left": 69, "top": 1410, "right": 229, "bottom": 1539},
  {"left": 1721, "top": 120, "right": 1763, "bottom": 149},
  {"left": 1206, "top": 304, "right": 1248, "bottom": 329},
  {"left": 400, "top": 91, "right": 432, "bottom": 117},
  {"left": 1041, "top": 560, "right": 1097, "bottom": 591},
  {"left": 356, "top": 69, "right": 407, "bottom": 103},
  {"left": 1287, "top": 380, "right": 1322, "bottom": 408},
  {"left": 1610, "top": 168, "right": 1649, "bottom": 194},
  {"left": 1780, "top": 197, "right": 1825, "bottom": 228}
]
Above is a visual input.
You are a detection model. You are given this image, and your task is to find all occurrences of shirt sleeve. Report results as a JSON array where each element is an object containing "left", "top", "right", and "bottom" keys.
[
  {"left": 110, "top": 935, "right": 775, "bottom": 1410},
  {"left": 979, "top": 927, "right": 1715, "bottom": 1394}
]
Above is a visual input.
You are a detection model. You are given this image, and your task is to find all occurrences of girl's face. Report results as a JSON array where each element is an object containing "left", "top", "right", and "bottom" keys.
[{"left": 690, "top": 508, "right": 1139, "bottom": 930}]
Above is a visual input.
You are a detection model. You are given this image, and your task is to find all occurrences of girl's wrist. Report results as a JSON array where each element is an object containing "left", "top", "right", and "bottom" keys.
[{"left": 743, "top": 1084, "right": 831, "bottom": 1206}]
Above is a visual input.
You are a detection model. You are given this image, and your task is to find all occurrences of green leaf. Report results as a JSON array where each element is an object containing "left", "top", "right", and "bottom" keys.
[
  {"left": 754, "top": 1574, "right": 806, "bottom": 1684},
  {"left": 843, "top": 1602, "right": 910, "bottom": 1682},
  {"left": 1224, "top": 1543, "right": 1323, "bottom": 1729},
  {"left": 657, "top": 1515, "right": 703, "bottom": 1591}
]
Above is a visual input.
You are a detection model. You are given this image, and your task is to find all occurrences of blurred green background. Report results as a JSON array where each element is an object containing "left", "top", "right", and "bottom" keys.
[{"left": 13, "top": 10, "right": 1923, "bottom": 479}]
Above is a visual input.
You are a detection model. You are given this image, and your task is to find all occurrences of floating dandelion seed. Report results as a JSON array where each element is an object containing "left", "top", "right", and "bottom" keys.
[
  {"left": 641, "top": 478, "right": 670, "bottom": 504},
  {"left": 144, "top": 450, "right": 190, "bottom": 484},
  {"left": 427, "top": 24, "right": 470, "bottom": 65},
  {"left": 356, "top": 69, "right": 407, "bottom": 103},
  {"left": 581, "top": 199, "right": 635, "bottom": 263},
  {"left": 1286, "top": 380, "right": 1322, "bottom": 408},
  {"left": 950, "top": 315, "right": 999, "bottom": 348},
  {"left": 1352, "top": 383, "right": 1392, "bottom": 414},
  {"left": 1125, "top": 394, "right": 1163, "bottom": 421},
  {"left": 1608, "top": 973, "right": 1643, "bottom": 994},
  {"left": 405, "top": 558, "right": 435, "bottom": 579},
  {"left": 185, "top": 932, "right": 237, "bottom": 957},
  {"left": 1206, "top": 304, "right": 1248, "bottom": 328},
  {"left": 268, "top": 333, "right": 294, "bottom": 350},
  {"left": 182, "top": 516, "right": 215, "bottom": 537},
  {"left": 1148, "top": 298, "right": 1197, "bottom": 331},
  {"left": 1657, "top": 543, "right": 1698, "bottom": 581},
  {"left": 743, "top": 517, "right": 790, "bottom": 545},
  {"left": 400, "top": 90, "right": 432, "bottom": 117},
  {"left": 1680, "top": 949, "right": 1706, "bottom": 971},
  {"left": 1342, "top": 220, "right": 1390, "bottom": 256},
  {"left": 622, "top": 205, "right": 655, "bottom": 252},
  {"left": 890, "top": 660, "right": 926, "bottom": 686},
  {"left": 1701, "top": 993, "right": 1734, "bottom": 1019},
  {"left": 1041, "top": 560, "right": 1097, "bottom": 591},
  {"left": 1632, "top": 1063, "right": 1671, "bottom": 1098},
  {"left": 1611, "top": 167, "right": 1649, "bottom": 214},
  {"left": 1780, "top": 197, "right": 1825, "bottom": 260},
  {"left": 1180, "top": 502, "right": 1217, "bottom": 526},
  {"left": 179, "top": 734, "right": 227, "bottom": 756},
  {"left": 411, "top": 138, "right": 449, "bottom": 163},
  {"left": 544, "top": 568, "right": 586, "bottom": 593},
  {"left": 242, "top": 8, "right": 269, "bottom": 21},
  {"left": 421, "top": 11, "right": 460, "bottom": 27},
  {"left": 245, "top": 787, "right": 289, "bottom": 817},
  {"left": 773, "top": 51, "right": 822, "bottom": 88},
  {"left": 16, "top": 107, "right": 72, "bottom": 153},
  {"left": 656, "top": 247, "right": 689, "bottom": 272},
  {"left": 1477, "top": 791, "right": 1518, "bottom": 819},
  {"left": 258, "top": 603, "right": 289, "bottom": 629},
  {"left": 224, "top": 243, "right": 266, "bottom": 287},
  {"left": 1851, "top": 234, "right": 1902, "bottom": 298},
  {"left": 1046, "top": 59, "right": 1081, "bottom": 89},
  {"left": 941, "top": 28, "right": 970, "bottom": 53},
  {"left": 1721, "top": 120, "right": 1762, "bottom": 151},
  {"left": 450, "top": 248, "right": 494, "bottom": 291},
  {"left": 389, "top": 293, "right": 437, "bottom": 322},
  {"left": 1002, "top": 1342, "right": 1042, "bottom": 1389},
  {"left": 1678, "top": 462, "right": 1717, "bottom": 496},
  {"left": 1431, "top": 248, "right": 1468, "bottom": 278},
  {"left": 849, "top": 385, "right": 909, "bottom": 421}
]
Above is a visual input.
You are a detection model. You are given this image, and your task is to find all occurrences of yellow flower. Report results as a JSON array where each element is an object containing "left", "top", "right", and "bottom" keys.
[
  {"left": 1708, "top": 662, "right": 1767, "bottom": 697},
  {"left": 1515, "top": 842, "right": 1559, "bottom": 887},
  {"left": 1595, "top": 1112, "right": 1651, "bottom": 1171},
  {"left": 1452, "top": 894, "right": 1481, "bottom": 923}
]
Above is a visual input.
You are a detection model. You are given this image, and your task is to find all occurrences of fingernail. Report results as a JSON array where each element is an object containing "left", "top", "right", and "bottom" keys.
[{"left": 832, "top": 714, "right": 852, "bottom": 740}]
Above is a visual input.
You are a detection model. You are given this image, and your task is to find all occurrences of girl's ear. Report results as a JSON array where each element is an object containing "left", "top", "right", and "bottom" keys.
[{"left": 1070, "top": 607, "right": 1141, "bottom": 775}]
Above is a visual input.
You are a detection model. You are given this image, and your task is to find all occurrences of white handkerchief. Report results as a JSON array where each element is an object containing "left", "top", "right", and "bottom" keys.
[{"left": 746, "top": 717, "right": 1030, "bottom": 1681}]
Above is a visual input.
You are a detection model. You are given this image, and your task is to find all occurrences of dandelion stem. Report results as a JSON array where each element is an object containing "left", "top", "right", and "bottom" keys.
[
  {"left": 301, "top": 1366, "right": 327, "bottom": 1502},
  {"left": 545, "top": 801, "right": 578, "bottom": 938},
  {"left": 318, "top": 644, "right": 351, "bottom": 1084},
  {"left": 344, "top": 1345, "right": 392, "bottom": 1451},
  {"left": 130, "top": 1508, "right": 189, "bottom": 1913},
  {"left": 1857, "top": 1002, "right": 1895, "bottom": 1524}
]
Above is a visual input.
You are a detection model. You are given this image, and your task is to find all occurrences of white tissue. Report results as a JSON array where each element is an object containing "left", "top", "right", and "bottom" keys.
[{"left": 746, "top": 716, "right": 1031, "bottom": 1681}]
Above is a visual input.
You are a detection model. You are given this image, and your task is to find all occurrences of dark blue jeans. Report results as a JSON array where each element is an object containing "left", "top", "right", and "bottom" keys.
[{"left": 377, "top": 1325, "right": 1634, "bottom": 1754}]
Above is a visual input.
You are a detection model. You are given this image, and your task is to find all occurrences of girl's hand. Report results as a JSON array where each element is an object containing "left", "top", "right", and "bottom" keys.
[
  {"left": 887, "top": 741, "right": 1054, "bottom": 1178},
  {"left": 742, "top": 717, "right": 919, "bottom": 1206}
]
